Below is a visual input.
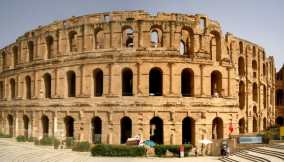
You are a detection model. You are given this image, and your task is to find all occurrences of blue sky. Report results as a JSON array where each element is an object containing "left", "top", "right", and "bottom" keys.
[{"left": 0, "top": 0, "right": 283, "bottom": 69}]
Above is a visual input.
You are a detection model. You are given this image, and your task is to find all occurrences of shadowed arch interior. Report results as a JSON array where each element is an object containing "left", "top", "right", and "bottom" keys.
[
  {"left": 64, "top": 116, "right": 74, "bottom": 137},
  {"left": 150, "top": 116, "right": 163, "bottom": 144},
  {"left": 149, "top": 67, "right": 163, "bottom": 96},
  {"left": 182, "top": 116, "right": 195, "bottom": 144},
  {"left": 92, "top": 117, "right": 102, "bottom": 144},
  {"left": 120, "top": 116, "right": 132, "bottom": 144}
]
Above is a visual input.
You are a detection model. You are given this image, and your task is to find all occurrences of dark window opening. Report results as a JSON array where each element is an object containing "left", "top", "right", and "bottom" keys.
[
  {"left": 120, "top": 116, "right": 132, "bottom": 144},
  {"left": 25, "top": 76, "right": 32, "bottom": 99},
  {"left": 43, "top": 73, "right": 52, "bottom": 98},
  {"left": 211, "top": 71, "right": 222, "bottom": 97},
  {"left": 149, "top": 67, "right": 163, "bottom": 96},
  {"left": 93, "top": 69, "right": 103, "bottom": 96},
  {"left": 122, "top": 68, "right": 133, "bottom": 96},
  {"left": 150, "top": 117, "right": 163, "bottom": 144},
  {"left": 28, "top": 41, "right": 34, "bottom": 62},
  {"left": 182, "top": 117, "right": 195, "bottom": 145},
  {"left": 212, "top": 117, "right": 223, "bottom": 139},
  {"left": 10, "top": 79, "right": 16, "bottom": 99},
  {"left": 67, "top": 71, "right": 76, "bottom": 97},
  {"left": 181, "top": 68, "right": 194, "bottom": 97},
  {"left": 92, "top": 117, "right": 102, "bottom": 144},
  {"left": 41, "top": 115, "right": 49, "bottom": 137},
  {"left": 64, "top": 116, "right": 74, "bottom": 137}
]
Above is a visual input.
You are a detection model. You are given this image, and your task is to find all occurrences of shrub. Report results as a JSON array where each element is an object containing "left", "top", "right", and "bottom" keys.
[
  {"left": 91, "top": 144, "right": 146, "bottom": 157},
  {"left": 154, "top": 144, "right": 191, "bottom": 157},
  {"left": 39, "top": 136, "right": 59, "bottom": 146},
  {"left": 72, "top": 141, "right": 90, "bottom": 152},
  {"left": 0, "top": 132, "right": 12, "bottom": 138},
  {"left": 65, "top": 137, "right": 75, "bottom": 148},
  {"left": 16, "top": 135, "right": 28, "bottom": 142}
]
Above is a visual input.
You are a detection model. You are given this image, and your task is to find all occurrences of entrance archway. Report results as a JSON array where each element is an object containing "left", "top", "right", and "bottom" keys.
[
  {"left": 92, "top": 117, "right": 102, "bottom": 144},
  {"left": 150, "top": 117, "right": 163, "bottom": 144},
  {"left": 41, "top": 115, "right": 49, "bottom": 136},
  {"left": 7, "top": 115, "right": 13, "bottom": 136},
  {"left": 212, "top": 117, "right": 223, "bottom": 139},
  {"left": 238, "top": 118, "right": 245, "bottom": 134},
  {"left": 120, "top": 116, "right": 132, "bottom": 144},
  {"left": 263, "top": 118, "right": 267, "bottom": 130},
  {"left": 182, "top": 117, "right": 195, "bottom": 144},
  {"left": 253, "top": 117, "right": 258, "bottom": 132},
  {"left": 64, "top": 116, "right": 74, "bottom": 137},
  {"left": 23, "top": 115, "right": 29, "bottom": 137}
]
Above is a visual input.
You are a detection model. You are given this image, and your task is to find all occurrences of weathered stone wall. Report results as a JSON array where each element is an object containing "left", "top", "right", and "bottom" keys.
[{"left": 0, "top": 11, "right": 275, "bottom": 146}]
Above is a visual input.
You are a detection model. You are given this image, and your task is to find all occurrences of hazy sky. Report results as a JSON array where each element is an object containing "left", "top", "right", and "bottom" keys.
[{"left": 0, "top": 0, "right": 283, "bottom": 69}]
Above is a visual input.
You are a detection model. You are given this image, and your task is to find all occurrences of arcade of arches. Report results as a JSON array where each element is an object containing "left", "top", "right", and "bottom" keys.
[{"left": 0, "top": 11, "right": 276, "bottom": 147}]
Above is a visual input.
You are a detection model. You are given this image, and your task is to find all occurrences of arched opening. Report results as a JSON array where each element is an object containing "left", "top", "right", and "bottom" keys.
[
  {"left": 253, "top": 83, "right": 258, "bottom": 102},
  {"left": 43, "top": 73, "right": 52, "bottom": 98},
  {"left": 28, "top": 41, "right": 34, "bottom": 62},
  {"left": 67, "top": 71, "right": 76, "bottom": 97},
  {"left": 212, "top": 117, "right": 223, "bottom": 139},
  {"left": 211, "top": 70, "right": 222, "bottom": 97},
  {"left": 41, "top": 115, "right": 49, "bottom": 137},
  {"left": 239, "top": 81, "right": 245, "bottom": 109},
  {"left": 7, "top": 115, "right": 13, "bottom": 136},
  {"left": 263, "top": 86, "right": 267, "bottom": 108},
  {"left": 239, "top": 118, "right": 245, "bottom": 134},
  {"left": 181, "top": 68, "right": 194, "bottom": 97},
  {"left": 276, "top": 116, "right": 284, "bottom": 126},
  {"left": 253, "top": 117, "right": 258, "bottom": 132},
  {"left": 149, "top": 67, "right": 163, "bottom": 96},
  {"left": 252, "top": 60, "right": 257, "bottom": 78},
  {"left": 263, "top": 118, "right": 267, "bottom": 130},
  {"left": 180, "top": 27, "right": 194, "bottom": 57},
  {"left": 253, "top": 46, "right": 256, "bottom": 57},
  {"left": 182, "top": 117, "right": 195, "bottom": 144},
  {"left": 0, "top": 81, "right": 4, "bottom": 99},
  {"left": 150, "top": 27, "right": 162, "bottom": 48},
  {"left": 120, "top": 116, "right": 132, "bottom": 144},
  {"left": 94, "top": 28, "right": 104, "bottom": 49},
  {"left": 93, "top": 69, "right": 103, "bottom": 96},
  {"left": 92, "top": 117, "right": 102, "bottom": 144},
  {"left": 2, "top": 52, "right": 6, "bottom": 69},
  {"left": 179, "top": 40, "right": 186, "bottom": 55},
  {"left": 13, "top": 46, "right": 18, "bottom": 66},
  {"left": 239, "top": 42, "right": 243, "bottom": 54},
  {"left": 276, "top": 89, "right": 283, "bottom": 106},
  {"left": 23, "top": 115, "right": 29, "bottom": 137},
  {"left": 123, "top": 27, "right": 134, "bottom": 48},
  {"left": 46, "top": 36, "right": 54, "bottom": 59},
  {"left": 263, "top": 64, "right": 266, "bottom": 77},
  {"left": 10, "top": 79, "right": 16, "bottom": 99},
  {"left": 150, "top": 117, "right": 163, "bottom": 144},
  {"left": 210, "top": 31, "right": 221, "bottom": 61},
  {"left": 238, "top": 57, "right": 245, "bottom": 76},
  {"left": 25, "top": 76, "right": 32, "bottom": 99},
  {"left": 64, "top": 116, "right": 74, "bottom": 137},
  {"left": 69, "top": 31, "right": 77, "bottom": 52},
  {"left": 122, "top": 68, "right": 133, "bottom": 96}
]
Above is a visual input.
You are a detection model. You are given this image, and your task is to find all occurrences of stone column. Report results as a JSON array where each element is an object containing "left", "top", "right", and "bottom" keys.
[
  {"left": 79, "top": 64, "right": 84, "bottom": 96},
  {"left": 136, "top": 62, "right": 142, "bottom": 95},
  {"left": 14, "top": 112, "right": 19, "bottom": 137},
  {"left": 168, "top": 62, "right": 173, "bottom": 95},
  {"left": 170, "top": 21, "right": 175, "bottom": 48},
  {"left": 108, "top": 63, "right": 112, "bottom": 95},
  {"left": 53, "top": 68, "right": 58, "bottom": 97},
  {"left": 227, "top": 67, "right": 231, "bottom": 97},
  {"left": 200, "top": 64, "right": 204, "bottom": 96}
]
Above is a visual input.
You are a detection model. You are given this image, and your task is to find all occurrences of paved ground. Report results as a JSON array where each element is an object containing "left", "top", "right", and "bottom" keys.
[
  {"left": 0, "top": 138, "right": 220, "bottom": 162},
  {"left": 1, "top": 138, "right": 284, "bottom": 162}
]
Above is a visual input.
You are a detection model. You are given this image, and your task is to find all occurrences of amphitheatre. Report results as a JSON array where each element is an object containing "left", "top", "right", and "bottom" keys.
[{"left": 0, "top": 10, "right": 276, "bottom": 147}]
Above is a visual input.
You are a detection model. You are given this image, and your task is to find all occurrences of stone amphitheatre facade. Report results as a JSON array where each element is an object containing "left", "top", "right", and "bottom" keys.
[{"left": 0, "top": 10, "right": 276, "bottom": 146}]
